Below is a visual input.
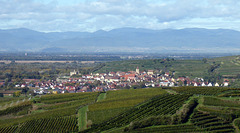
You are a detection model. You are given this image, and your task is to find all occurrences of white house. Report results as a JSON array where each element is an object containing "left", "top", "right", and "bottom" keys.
[
  {"left": 201, "top": 82, "right": 206, "bottom": 86},
  {"left": 21, "top": 84, "right": 26, "bottom": 88},
  {"left": 223, "top": 82, "right": 229, "bottom": 87},
  {"left": 214, "top": 83, "right": 220, "bottom": 87},
  {"left": 169, "top": 82, "right": 175, "bottom": 87},
  {"left": 194, "top": 83, "right": 198, "bottom": 86},
  {"left": 207, "top": 83, "right": 213, "bottom": 87}
]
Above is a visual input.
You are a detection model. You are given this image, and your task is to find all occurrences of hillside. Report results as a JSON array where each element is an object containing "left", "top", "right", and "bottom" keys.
[
  {"left": 1, "top": 87, "right": 240, "bottom": 132},
  {"left": 96, "top": 55, "right": 240, "bottom": 79},
  {"left": 208, "top": 56, "right": 240, "bottom": 77},
  {"left": 1, "top": 28, "right": 240, "bottom": 53},
  {"left": 96, "top": 59, "right": 209, "bottom": 78}
]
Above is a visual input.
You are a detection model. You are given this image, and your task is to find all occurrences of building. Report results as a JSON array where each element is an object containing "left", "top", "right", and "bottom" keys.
[
  {"left": 147, "top": 70, "right": 154, "bottom": 75},
  {"left": 214, "top": 83, "right": 220, "bottom": 87},
  {"left": 70, "top": 70, "right": 79, "bottom": 76},
  {"left": 136, "top": 67, "right": 140, "bottom": 74}
]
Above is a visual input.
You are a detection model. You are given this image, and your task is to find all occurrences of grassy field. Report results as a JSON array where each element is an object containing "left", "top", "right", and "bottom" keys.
[
  {"left": 97, "top": 92, "right": 106, "bottom": 102},
  {"left": 78, "top": 106, "right": 88, "bottom": 131}
]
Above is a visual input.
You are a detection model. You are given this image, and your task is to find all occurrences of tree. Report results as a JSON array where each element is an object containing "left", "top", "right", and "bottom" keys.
[
  {"left": 178, "top": 80, "right": 183, "bottom": 86},
  {"left": 237, "top": 74, "right": 240, "bottom": 79},
  {"left": 27, "top": 90, "right": 36, "bottom": 96},
  {"left": 13, "top": 91, "right": 21, "bottom": 97},
  {"left": 22, "top": 87, "right": 29, "bottom": 96},
  {"left": 202, "top": 58, "right": 207, "bottom": 63},
  {"left": 184, "top": 80, "right": 188, "bottom": 85},
  {"left": 116, "top": 85, "right": 122, "bottom": 89},
  {"left": 131, "top": 85, "right": 138, "bottom": 89},
  {"left": 124, "top": 85, "right": 130, "bottom": 89},
  {"left": 93, "top": 80, "right": 101, "bottom": 86},
  {"left": 139, "top": 82, "right": 146, "bottom": 88},
  {"left": 4, "top": 78, "right": 9, "bottom": 87},
  {"left": 5, "top": 73, "right": 13, "bottom": 80},
  {"left": 64, "top": 90, "right": 69, "bottom": 93}
]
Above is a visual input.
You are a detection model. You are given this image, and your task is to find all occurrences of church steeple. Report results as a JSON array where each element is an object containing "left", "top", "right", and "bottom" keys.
[{"left": 136, "top": 66, "right": 139, "bottom": 74}]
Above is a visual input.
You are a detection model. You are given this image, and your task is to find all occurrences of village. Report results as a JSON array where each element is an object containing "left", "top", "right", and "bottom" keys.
[{"left": 6, "top": 67, "right": 228, "bottom": 96}]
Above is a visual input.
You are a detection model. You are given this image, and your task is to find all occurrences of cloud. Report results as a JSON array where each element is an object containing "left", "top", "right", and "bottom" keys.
[{"left": 0, "top": 0, "right": 240, "bottom": 32}]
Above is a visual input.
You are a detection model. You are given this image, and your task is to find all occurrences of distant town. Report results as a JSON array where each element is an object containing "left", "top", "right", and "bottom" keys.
[{"left": 0, "top": 66, "right": 229, "bottom": 96}]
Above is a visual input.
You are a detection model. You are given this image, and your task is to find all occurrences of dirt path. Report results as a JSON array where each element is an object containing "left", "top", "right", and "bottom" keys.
[
  {"left": 77, "top": 93, "right": 106, "bottom": 131},
  {"left": 78, "top": 105, "right": 88, "bottom": 131},
  {"left": 165, "top": 89, "right": 177, "bottom": 94},
  {"left": 97, "top": 93, "right": 106, "bottom": 102}
]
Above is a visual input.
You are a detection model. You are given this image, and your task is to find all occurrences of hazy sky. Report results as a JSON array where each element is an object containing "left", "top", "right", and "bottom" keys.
[{"left": 0, "top": 0, "right": 240, "bottom": 32}]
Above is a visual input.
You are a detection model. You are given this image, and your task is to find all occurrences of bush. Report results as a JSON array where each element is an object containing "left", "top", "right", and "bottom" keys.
[
  {"left": 174, "top": 98, "right": 199, "bottom": 123},
  {"left": 125, "top": 115, "right": 173, "bottom": 131},
  {"left": 13, "top": 91, "right": 21, "bottom": 97},
  {"left": 234, "top": 119, "right": 240, "bottom": 130}
]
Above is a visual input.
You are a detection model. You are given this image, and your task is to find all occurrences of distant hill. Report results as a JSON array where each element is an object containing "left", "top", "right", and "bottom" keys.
[
  {"left": 41, "top": 47, "right": 66, "bottom": 53},
  {"left": 0, "top": 28, "right": 240, "bottom": 53},
  {"left": 96, "top": 55, "right": 240, "bottom": 81}
]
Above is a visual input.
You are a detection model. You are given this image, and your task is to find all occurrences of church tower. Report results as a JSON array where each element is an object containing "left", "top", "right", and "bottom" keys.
[{"left": 136, "top": 66, "right": 140, "bottom": 74}]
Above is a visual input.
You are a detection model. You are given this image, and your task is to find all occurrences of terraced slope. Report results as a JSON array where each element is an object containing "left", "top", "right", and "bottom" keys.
[
  {"left": 18, "top": 117, "right": 78, "bottom": 133},
  {"left": 83, "top": 94, "right": 191, "bottom": 132},
  {"left": 191, "top": 111, "right": 235, "bottom": 133},
  {"left": 87, "top": 88, "right": 167, "bottom": 124},
  {"left": 0, "top": 92, "right": 99, "bottom": 131},
  {"left": 130, "top": 124, "right": 205, "bottom": 133}
]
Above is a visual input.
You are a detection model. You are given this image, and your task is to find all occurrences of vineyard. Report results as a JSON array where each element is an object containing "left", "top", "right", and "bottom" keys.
[
  {"left": 191, "top": 111, "right": 235, "bottom": 132},
  {"left": 129, "top": 124, "right": 205, "bottom": 133},
  {"left": 0, "top": 126, "right": 18, "bottom": 133},
  {"left": 87, "top": 88, "right": 167, "bottom": 124},
  {"left": 171, "top": 86, "right": 231, "bottom": 95},
  {"left": 18, "top": 116, "right": 78, "bottom": 133},
  {"left": 0, "top": 92, "right": 99, "bottom": 132},
  {"left": 0, "top": 87, "right": 240, "bottom": 132},
  {"left": 0, "top": 101, "right": 32, "bottom": 116},
  {"left": 218, "top": 90, "right": 240, "bottom": 97},
  {"left": 83, "top": 94, "right": 191, "bottom": 132},
  {"left": 203, "top": 96, "right": 240, "bottom": 108},
  {"left": 0, "top": 97, "right": 25, "bottom": 109},
  {"left": 37, "top": 92, "right": 97, "bottom": 104}
]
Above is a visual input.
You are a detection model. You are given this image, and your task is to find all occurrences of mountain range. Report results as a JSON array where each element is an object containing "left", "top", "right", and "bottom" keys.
[{"left": 0, "top": 28, "right": 240, "bottom": 53}]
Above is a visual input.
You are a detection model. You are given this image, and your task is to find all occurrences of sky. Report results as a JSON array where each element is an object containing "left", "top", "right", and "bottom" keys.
[{"left": 0, "top": 0, "right": 240, "bottom": 32}]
